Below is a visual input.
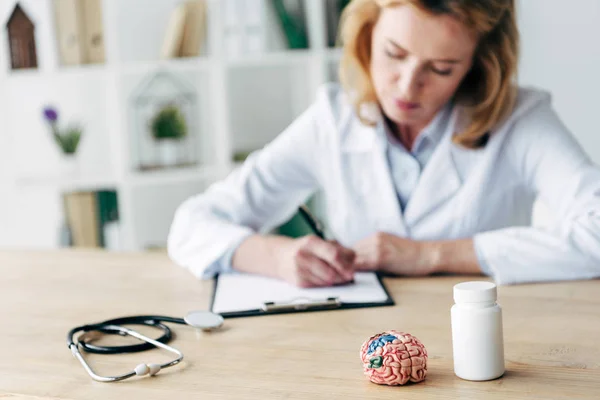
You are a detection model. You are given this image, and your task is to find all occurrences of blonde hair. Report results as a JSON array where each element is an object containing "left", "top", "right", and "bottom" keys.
[{"left": 338, "top": 0, "right": 519, "bottom": 148}]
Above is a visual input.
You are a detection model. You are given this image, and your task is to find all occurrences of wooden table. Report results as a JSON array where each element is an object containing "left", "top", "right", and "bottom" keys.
[{"left": 1, "top": 249, "right": 599, "bottom": 399}]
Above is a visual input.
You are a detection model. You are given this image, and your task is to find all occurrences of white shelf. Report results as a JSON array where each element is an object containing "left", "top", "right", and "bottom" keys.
[
  {"left": 225, "top": 49, "right": 314, "bottom": 68},
  {"left": 4, "top": 67, "right": 49, "bottom": 79},
  {"left": 119, "top": 57, "right": 214, "bottom": 76},
  {"left": 128, "top": 164, "right": 230, "bottom": 187},
  {"left": 6, "top": 64, "right": 109, "bottom": 80},
  {"left": 55, "top": 63, "right": 110, "bottom": 76},
  {"left": 16, "top": 175, "right": 120, "bottom": 193}
]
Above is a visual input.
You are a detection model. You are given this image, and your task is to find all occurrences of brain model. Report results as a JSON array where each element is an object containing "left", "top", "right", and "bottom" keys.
[{"left": 360, "top": 330, "right": 428, "bottom": 386}]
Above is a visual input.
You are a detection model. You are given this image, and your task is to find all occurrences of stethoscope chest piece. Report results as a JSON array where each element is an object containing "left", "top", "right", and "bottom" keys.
[{"left": 184, "top": 310, "right": 224, "bottom": 331}]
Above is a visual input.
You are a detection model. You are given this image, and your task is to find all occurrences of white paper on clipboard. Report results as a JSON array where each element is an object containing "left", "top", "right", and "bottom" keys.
[{"left": 211, "top": 272, "right": 390, "bottom": 315}]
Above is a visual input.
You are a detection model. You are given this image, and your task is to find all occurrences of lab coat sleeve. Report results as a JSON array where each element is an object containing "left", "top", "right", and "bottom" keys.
[
  {"left": 204, "top": 236, "right": 248, "bottom": 277},
  {"left": 473, "top": 242, "right": 492, "bottom": 276},
  {"left": 167, "top": 102, "right": 324, "bottom": 279},
  {"left": 473, "top": 98, "right": 600, "bottom": 285}
]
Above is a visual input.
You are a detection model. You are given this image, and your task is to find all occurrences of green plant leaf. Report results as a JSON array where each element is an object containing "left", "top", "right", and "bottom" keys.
[
  {"left": 150, "top": 105, "right": 188, "bottom": 140},
  {"left": 56, "top": 125, "right": 82, "bottom": 154}
]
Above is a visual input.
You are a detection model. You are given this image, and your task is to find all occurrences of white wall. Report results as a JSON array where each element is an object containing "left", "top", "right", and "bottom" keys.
[
  {"left": 517, "top": 0, "right": 600, "bottom": 163},
  {"left": 517, "top": 0, "right": 600, "bottom": 226},
  {"left": 0, "top": 0, "right": 62, "bottom": 248}
]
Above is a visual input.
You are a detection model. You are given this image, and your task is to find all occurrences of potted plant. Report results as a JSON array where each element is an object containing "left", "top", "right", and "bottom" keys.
[
  {"left": 149, "top": 104, "right": 187, "bottom": 167},
  {"left": 42, "top": 106, "right": 83, "bottom": 175}
]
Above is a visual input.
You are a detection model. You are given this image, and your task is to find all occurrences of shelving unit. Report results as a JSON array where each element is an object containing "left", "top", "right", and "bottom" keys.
[{"left": 0, "top": 0, "right": 346, "bottom": 251}]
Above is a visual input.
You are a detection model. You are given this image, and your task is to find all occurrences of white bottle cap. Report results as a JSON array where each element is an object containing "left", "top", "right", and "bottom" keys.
[{"left": 453, "top": 281, "right": 497, "bottom": 304}]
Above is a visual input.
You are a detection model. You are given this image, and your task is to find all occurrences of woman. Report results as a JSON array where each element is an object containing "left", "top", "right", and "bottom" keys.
[{"left": 168, "top": 0, "right": 600, "bottom": 287}]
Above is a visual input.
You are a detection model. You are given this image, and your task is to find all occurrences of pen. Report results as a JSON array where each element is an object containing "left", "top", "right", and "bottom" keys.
[
  {"left": 298, "top": 205, "right": 325, "bottom": 239},
  {"left": 298, "top": 205, "right": 355, "bottom": 284}
]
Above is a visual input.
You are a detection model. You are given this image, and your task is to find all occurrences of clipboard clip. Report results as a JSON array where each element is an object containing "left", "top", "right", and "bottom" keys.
[{"left": 261, "top": 297, "right": 341, "bottom": 313}]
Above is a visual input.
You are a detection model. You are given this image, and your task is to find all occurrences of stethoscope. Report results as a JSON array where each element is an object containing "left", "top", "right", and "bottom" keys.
[{"left": 67, "top": 311, "right": 224, "bottom": 382}]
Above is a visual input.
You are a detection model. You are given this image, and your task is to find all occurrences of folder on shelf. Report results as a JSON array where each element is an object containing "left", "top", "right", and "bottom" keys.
[{"left": 210, "top": 272, "right": 394, "bottom": 318}]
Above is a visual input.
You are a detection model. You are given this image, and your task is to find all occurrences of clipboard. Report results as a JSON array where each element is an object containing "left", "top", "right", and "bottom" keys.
[{"left": 209, "top": 272, "right": 395, "bottom": 318}]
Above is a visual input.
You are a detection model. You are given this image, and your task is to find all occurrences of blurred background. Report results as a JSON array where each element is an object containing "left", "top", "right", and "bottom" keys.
[{"left": 0, "top": 0, "right": 598, "bottom": 253}]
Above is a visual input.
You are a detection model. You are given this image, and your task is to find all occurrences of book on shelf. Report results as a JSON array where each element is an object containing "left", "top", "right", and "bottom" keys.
[
  {"left": 180, "top": 0, "right": 207, "bottom": 57},
  {"left": 272, "top": 0, "right": 309, "bottom": 49},
  {"left": 161, "top": 0, "right": 207, "bottom": 59},
  {"left": 62, "top": 190, "right": 119, "bottom": 249},
  {"left": 325, "top": 0, "right": 351, "bottom": 47},
  {"left": 53, "top": 0, "right": 105, "bottom": 65},
  {"left": 80, "top": 0, "right": 105, "bottom": 63},
  {"left": 161, "top": 2, "right": 187, "bottom": 59},
  {"left": 54, "top": 0, "right": 84, "bottom": 65},
  {"left": 95, "top": 190, "right": 119, "bottom": 248}
]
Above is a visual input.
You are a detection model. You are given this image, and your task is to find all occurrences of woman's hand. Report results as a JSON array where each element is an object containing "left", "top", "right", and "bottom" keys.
[
  {"left": 233, "top": 233, "right": 480, "bottom": 284},
  {"left": 352, "top": 232, "right": 435, "bottom": 276},
  {"left": 277, "top": 235, "right": 356, "bottom": 288}
]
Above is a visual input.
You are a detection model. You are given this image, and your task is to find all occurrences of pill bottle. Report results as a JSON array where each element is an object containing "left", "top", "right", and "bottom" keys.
[{"left": 451, "top": 281, "right": 505, "bottom": 381}]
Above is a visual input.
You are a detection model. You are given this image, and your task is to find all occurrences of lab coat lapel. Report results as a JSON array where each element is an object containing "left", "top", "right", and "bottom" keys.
[
  {"left": 341, "top": 120, "right": 408, "bottom": 237},
  {"left": 404, "top": 109, "right": 462, "bottom": 227},
  {"left": 372, "top": 124, "right": 408, "bottom": 236}
]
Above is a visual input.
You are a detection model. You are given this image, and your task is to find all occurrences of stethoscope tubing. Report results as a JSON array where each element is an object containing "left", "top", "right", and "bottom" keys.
[
  {"left": 67, "top": 315, "right": 189, "bottom": 382},
  {"left": 67, "top": 312, "right": 223, "bottom": 382},
  {"left": 67, "top": 315, "right": 186, "bottom": 354}
]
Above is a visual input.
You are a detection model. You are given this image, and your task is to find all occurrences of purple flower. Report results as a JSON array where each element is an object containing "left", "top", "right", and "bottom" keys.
[{"left": 43, "top": 107, "right": 58, "bottom": 122}]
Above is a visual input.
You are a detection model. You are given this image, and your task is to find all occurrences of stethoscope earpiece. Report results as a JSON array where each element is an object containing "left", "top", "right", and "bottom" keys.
[{"left": 134, "top": 363, "right": 162, "bottom": 376}]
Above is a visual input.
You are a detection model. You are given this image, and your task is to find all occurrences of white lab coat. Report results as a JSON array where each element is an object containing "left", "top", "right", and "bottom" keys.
[{"left": 168, "top": 83, "right": 600, "bottom": 285}]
